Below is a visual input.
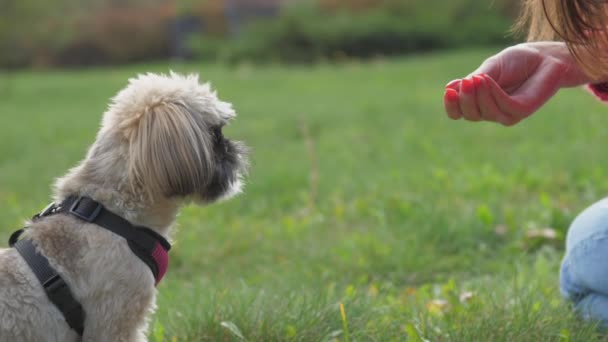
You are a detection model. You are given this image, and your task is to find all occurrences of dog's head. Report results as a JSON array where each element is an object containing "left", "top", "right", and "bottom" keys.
[{"left": 94, "top": 72, "right": 248, "bottom": 203}]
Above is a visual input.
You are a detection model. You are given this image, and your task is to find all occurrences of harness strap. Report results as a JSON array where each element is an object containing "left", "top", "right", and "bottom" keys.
[
  {"left": 9, "top": 195, "right": 172, "bottom": 336},
  {"left": 63, "top": 196, "right": 171, "bottom": 284},
  {"left": 12, "top": 239, "right": 85, "bottom": 336}
]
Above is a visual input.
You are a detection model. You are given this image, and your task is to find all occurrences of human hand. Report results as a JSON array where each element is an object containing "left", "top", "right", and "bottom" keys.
[{"left": 443, "top": 42, "right": 591, "bottom": 126}]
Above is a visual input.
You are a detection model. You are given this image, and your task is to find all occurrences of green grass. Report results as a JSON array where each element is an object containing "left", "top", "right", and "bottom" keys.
[{"left": 1, "top": 49, "right": 607, "bottom": 340}]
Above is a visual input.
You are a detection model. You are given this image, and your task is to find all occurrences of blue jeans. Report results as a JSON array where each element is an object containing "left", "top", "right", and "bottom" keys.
[{"left": 561, "top": 198, "right": 608, "bottom": 324}]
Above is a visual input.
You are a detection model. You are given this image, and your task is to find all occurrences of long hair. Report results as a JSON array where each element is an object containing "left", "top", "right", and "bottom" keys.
[
  {"left": 128, "top": 102, "right": 215, "bottom": 198},
  {"left": 516, "top": 0, "right": 608, "bottom": 80}
]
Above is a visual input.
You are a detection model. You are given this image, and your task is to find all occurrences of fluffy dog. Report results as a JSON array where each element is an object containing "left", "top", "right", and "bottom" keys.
[{"left": 0, "top": 72, "right": 248, "bottom": 341}]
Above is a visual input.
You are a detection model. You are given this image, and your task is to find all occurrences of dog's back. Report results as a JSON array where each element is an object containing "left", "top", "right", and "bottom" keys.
[
  {"left": 0, "top": 246, "right": 78, "bottom": 341},
  {"left": 0, "top": 214, "right": 156, "bottom": 342}
]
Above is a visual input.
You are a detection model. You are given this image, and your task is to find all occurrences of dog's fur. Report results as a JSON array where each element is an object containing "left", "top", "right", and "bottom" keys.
[{"left": 0, "top": 73, "right": 248, "bottom": 341}]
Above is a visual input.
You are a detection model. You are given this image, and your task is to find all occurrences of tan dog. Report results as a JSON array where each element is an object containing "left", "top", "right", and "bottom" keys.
[{"left": 0, "top": 73, "right": 248, "bottom": 341}]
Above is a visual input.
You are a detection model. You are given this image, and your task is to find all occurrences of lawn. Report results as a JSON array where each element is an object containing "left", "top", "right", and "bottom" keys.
[{"left": 1, "top": 49, "right": 608, "bottom": 341}]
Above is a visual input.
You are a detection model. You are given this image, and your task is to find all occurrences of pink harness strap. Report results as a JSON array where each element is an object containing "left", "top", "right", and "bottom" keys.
[{"left": 151, "top": 242, "right": 169, "bottom": 286}]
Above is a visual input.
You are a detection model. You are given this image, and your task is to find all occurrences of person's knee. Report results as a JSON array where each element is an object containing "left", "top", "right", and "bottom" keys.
[
  {"left": 560, "top": 258, "right": 584, "bottom": 301},
  {"left": 566, "top": 236, "right": 608, "bottom": 295},
  {"left": 567, "top": 199, "right": 608, "bottom": 249}
]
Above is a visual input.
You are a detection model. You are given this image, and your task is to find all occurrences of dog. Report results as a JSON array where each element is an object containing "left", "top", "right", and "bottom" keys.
[{"left": 0, "top": 72, "right": 248, "bottom": 341}]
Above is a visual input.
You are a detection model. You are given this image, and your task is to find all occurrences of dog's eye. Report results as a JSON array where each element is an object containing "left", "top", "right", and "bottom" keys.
[{"left": 212, "top": 126, "right": 223, "bottom": 142}]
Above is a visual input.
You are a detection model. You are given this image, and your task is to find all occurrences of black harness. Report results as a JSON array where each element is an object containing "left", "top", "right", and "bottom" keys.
[{"left": 8, "top": 196, "right": 171, "bottom": 336}]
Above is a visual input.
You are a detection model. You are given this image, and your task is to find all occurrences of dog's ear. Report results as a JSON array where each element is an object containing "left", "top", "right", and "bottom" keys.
[{"left": 128, "top": 102, "right": 213, "bottom": 199}]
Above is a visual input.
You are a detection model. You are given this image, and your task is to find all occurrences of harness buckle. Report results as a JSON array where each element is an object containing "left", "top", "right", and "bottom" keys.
[
  {"left": 33, "top": 202, "right": 58, "bottom": 220},
  {"left": 43, "top": 275, "right": 77, "bottom": 310},
  {"left": 43, "top": 273, "right": 85, "bottom": 328},
  {"left": 43, "top": 274, "right": 64, "bottom": 291},
  {"left": 69, "top": 196, "right": 103, "bottom": 223}
]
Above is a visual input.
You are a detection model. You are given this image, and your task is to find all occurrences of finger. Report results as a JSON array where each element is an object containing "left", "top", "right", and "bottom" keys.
[
  {"left": 477, "top": 75, "right": 518, "bottom": 126},
  {"left": 473, "top": 75, "right": 498, "bottom": 122},
  {"left": 444, "top": 88, "right": 463, "bottom": 120},
  {"left": 446, "top": 79, "right": 461, "bottom": 91},
  {"left": 482, "top": 74, "right": 529, "bottom": 117},
  {"left": 470, "top": 56, "right": 502, "bottom": 82},
  {"left": 458, "top": 77, "right": 482, "bottom": 121}
]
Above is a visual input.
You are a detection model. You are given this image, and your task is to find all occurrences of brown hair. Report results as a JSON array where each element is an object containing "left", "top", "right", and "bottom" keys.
[{"left": 516, "top": 0, "right": 608, "bottom": 79}]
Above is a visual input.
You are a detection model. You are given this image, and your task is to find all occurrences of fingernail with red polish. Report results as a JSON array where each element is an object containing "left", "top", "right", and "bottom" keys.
[
  {"left": 445, "top": 79, "right": 461, "bottom": 88},
  {"left": 473, "top": 75, "right": 483, "bottom": 87},
  {"left": 461, "top": 78, "right": 473, "bottom": 93},
  {"left": 445, "top": 88, "right": 459, "bottom": 101}
]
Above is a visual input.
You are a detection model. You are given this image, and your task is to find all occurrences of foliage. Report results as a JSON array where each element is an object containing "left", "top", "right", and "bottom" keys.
[
  {"left": 189, "top": 0, "right": 518, "bottom": 64},
  {"left": 1, "top": 0, "right": 521, "bottom": 68},
  {"left": 1, "top": 49, "right": 607, "bottom": 339},
  {"left": 0, "top": 0, "right": 171, "bottom": 68},
  {"left": 56, "top": 6, "right": 171, "bottom": 66},
  {"left": 0, "top": 0, "right": 80, "bottom": 68}
]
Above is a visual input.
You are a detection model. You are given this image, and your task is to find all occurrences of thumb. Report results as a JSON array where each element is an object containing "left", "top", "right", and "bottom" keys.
[
  {"left": 483, "top": 75, "right": 531, "bottom": 116},
  {"left": 510, "top": 59, "right": 564, "bottom": 109},
  {"left": 469, "top": 57, "right": 502, "bottom": 82}
]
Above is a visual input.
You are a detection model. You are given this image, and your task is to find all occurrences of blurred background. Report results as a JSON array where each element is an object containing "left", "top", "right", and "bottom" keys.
[{"left": 0, "top": 0, "right": 517, "bottom": 69}]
